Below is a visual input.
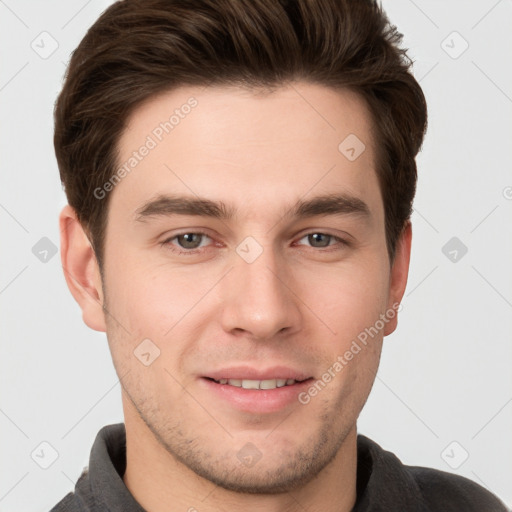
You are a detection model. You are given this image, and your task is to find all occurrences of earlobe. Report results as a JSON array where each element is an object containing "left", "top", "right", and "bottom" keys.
[
  {"left": 59, "top": 205, "right": 107, "bottom": 332},
  {"left": 383, "top": 221, "right": 412, "bottom": 337}
]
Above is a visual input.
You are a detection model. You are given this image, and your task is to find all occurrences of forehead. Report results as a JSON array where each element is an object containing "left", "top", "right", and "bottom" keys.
[{"left": 111, "top": 82, "right": 381, "bottom": 224}]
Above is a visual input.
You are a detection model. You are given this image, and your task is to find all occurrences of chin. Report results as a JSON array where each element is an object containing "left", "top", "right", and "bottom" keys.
[
  {"left": 158, "top": 419, "right": 348, "bottom": 495},
  {"left": 181, "top": 449, "right": 333, "bottom": 495}
]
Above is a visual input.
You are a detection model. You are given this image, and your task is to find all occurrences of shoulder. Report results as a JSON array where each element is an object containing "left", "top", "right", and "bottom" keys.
[
  {"left": 48, "top": 424, "right": 143, "bottom": 512},
  {"left": 408, "top": 465, "right": 510, "bottom": 512},
  {"left": 49, "top": 467, "right": 94, "bottom": 512},
  {"left": 49, "top": 491, "right": 82, "bottom": 512},
  {"left": 356, "top": 434, "right": 509, "bottom": 512}
]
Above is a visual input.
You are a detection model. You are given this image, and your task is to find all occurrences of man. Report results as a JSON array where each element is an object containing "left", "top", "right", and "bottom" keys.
[{"left": 51, "top": 0, "right": 508, "bottom": 510}]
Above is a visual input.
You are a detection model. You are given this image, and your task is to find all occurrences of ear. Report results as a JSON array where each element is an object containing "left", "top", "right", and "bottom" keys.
[
  {"left": 59, "top": 205, "right": 107, "bottom": 332},
  {"left": 383, "top": 221, "right": 412, "bottom": 336}
]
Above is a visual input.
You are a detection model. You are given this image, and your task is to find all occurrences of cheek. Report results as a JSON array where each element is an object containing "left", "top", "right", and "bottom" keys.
[
  {"left": 105, "top": 258, "right": 194, "bottom": 337},
  {"left": 296, "top": 259, "right": 389, "bottom": 340},
  {"left": 105, "top": 240, "right": 390, "bottom": 347}
]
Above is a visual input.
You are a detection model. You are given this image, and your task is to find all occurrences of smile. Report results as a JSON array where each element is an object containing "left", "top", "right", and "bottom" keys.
[
  {"left": 210, "top": 378, "right": 302, "bottom": 389},
  {"left": 201, "top": 373, "right": 314, "bottom": 413}
]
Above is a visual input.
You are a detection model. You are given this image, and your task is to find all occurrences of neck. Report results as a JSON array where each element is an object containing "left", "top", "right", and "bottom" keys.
[{"left": 122, "top": 396, "right": 358, "bottom": 512}]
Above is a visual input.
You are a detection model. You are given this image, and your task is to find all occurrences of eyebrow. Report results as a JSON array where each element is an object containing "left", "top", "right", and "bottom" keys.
[{"left": 134, "top": 193, "right": 371, "bottom": 223}]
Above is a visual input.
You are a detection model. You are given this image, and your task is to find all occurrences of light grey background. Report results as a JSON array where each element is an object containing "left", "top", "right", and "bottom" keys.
[{"left": 1, "top": 0, "right": 511, "bottom": 510}]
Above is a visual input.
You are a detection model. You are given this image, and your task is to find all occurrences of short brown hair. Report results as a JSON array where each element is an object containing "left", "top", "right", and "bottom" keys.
[{"left": 54, "top": 0, "right": 427, "bottom": 269}]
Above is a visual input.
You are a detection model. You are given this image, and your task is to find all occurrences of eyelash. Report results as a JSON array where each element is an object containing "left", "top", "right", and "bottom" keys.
[{"left": 159, "top": 230, "right": 350, "bottom": 255}]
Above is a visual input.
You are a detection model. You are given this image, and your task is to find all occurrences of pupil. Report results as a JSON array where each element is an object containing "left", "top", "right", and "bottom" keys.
[
  {"left": 310, "top": 233, "right": 330, "bottom": 247},
  {"left": 179, "top": 233, "right": 201, "bottom": 248}
]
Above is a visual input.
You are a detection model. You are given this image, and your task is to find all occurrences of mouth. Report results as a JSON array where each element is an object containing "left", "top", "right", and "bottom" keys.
[
  {"left": 199, "top": 369, "right": 314, "bottom": 413},
  {"left": 205, "top": 377, "right": 309, "bottom": 390}
]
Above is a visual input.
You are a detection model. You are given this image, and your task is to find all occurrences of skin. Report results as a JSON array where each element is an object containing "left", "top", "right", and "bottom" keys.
[{"left": 60, "top": 82, "right": 412, "bottom": 512}]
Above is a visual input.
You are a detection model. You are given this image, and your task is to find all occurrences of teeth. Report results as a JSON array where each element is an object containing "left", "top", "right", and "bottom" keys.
[
  {"left": 215, "top": 378, "right": 298, "bottom": 389},
  {"left": 242, "top": 379, "right": 260, "bottom": 389},
  {"left": 259, "top": 379, "right": 278, "bottom": 390}
]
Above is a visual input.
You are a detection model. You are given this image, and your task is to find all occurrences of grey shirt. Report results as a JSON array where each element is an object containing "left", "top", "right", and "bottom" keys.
[{"left": 50, "top": 423, "right": 508, "bottom": 511}]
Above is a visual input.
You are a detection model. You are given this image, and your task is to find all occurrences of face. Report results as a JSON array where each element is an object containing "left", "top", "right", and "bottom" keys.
[{"left": 94, "top": 83, "right": 406, "bottom": 493}]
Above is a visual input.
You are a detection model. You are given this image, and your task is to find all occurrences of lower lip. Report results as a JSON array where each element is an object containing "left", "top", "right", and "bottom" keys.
[{"left": 200, "top": 377, "right": 313, "bottom": 414}]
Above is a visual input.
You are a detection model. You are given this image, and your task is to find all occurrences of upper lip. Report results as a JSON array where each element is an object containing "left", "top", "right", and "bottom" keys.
[{"left": 203, "top": 366, "right": 313, "bottom": 381}]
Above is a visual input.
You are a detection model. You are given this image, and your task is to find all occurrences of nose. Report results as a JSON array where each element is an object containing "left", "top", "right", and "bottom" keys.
[{"left": 219, "top": 244, "right": 302, "bottom": 341}]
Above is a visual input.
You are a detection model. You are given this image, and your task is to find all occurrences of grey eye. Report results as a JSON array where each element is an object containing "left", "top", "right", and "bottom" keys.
[
  {"left": 305, "top": 233, "right": 333, "bottom": 248},
  {"left": 176, "top": 233, "right": 205, "bottom": 249}
]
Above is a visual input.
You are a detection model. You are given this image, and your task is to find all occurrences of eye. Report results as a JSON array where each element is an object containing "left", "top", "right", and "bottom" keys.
[
  {"left": 296, "top": 232, "right": 349, "bottom": 250},
  {"left": 161, "top": 231, "right": 213, "bottom": 253},
  {"left": 160, "top": 230, "right": 350, "bottom": 256}
]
